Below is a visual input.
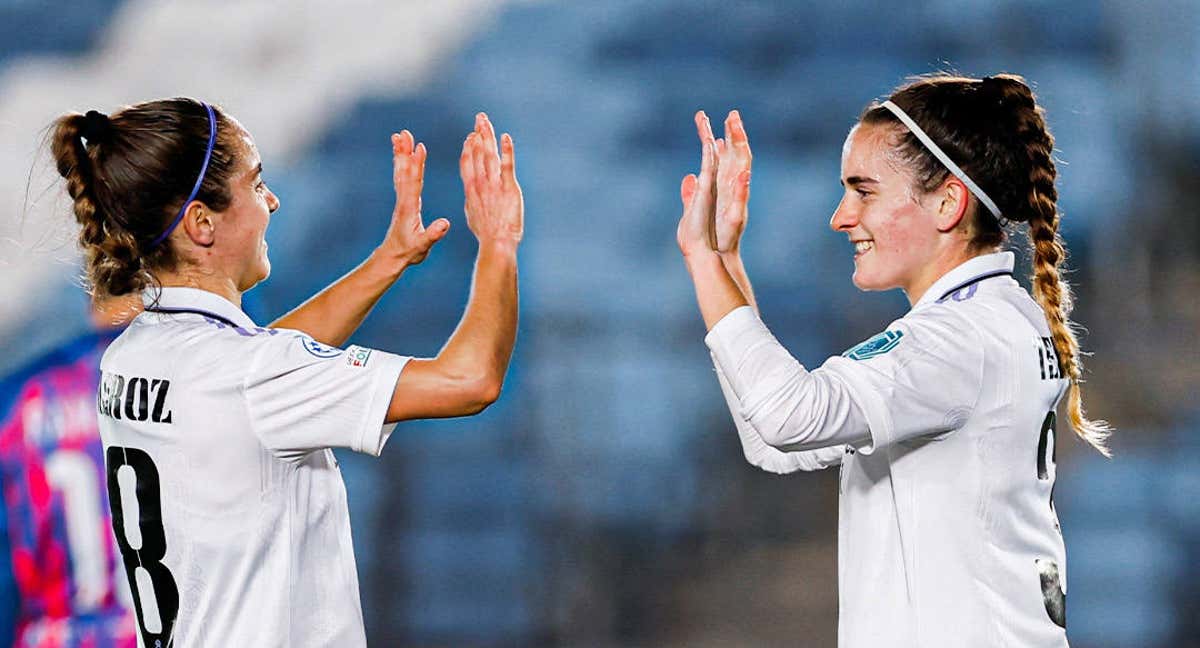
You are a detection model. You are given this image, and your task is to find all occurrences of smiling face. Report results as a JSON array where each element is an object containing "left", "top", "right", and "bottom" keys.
[
  {"left": 830, "top": 123, "right": 947, "bottom": 300},
  {"left": 211, "top": 126, "right": 280, "bottom": 292}
]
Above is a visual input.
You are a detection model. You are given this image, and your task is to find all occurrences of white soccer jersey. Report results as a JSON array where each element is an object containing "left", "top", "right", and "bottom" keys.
[
  {"left": 96, "top": 287, "right": 408, "bottom": 647},
  {"left": 707, "top": 252, "right": 1070, "bottom": 648}
]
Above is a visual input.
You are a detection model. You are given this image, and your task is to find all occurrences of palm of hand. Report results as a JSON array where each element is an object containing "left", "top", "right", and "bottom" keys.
[
  {"left": 460, "top": 113, "right": 523, "bottom": 245},
  {"left": 382, "top": 130, "right": 448, "bottom": 266}
]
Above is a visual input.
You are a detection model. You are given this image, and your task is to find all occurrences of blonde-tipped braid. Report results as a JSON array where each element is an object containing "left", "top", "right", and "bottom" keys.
[{"left": 1022, "top": 117, "right": 1112, "bottom": 457}]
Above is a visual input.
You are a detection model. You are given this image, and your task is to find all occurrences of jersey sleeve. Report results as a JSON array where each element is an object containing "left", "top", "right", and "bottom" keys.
[
  {"left": 818, "top": 307, "right": 985, "bottom": 454},
  {"left": 705, "top": 306, "right": 872, "bottom": 454},
  {"left": 243, "top": 331, "right": 410, "bottom": 460},
  {"left": 712, "top": 356, "right": 844, "bottom": 474}
]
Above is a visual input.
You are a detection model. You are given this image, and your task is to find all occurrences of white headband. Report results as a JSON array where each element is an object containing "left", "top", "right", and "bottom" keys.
[{"left": 880, "top": 100, "right": 1002, "bottom": 219}]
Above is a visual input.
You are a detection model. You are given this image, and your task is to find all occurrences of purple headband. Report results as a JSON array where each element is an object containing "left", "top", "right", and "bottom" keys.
[{"left": 151, "top": 102, "right": 217, "bottom": 248}]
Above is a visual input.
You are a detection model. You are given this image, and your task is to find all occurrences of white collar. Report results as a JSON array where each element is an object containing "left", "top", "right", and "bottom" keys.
[
  {"left": 142, "top": 287, "right": 259, "bottom": 329},
  {"left": 913, "top": 251, "right": 1016, "bottom": 310}
]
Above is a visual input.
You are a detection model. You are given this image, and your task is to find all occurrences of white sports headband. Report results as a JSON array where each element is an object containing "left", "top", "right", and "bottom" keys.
[{"left": 880, "top": 100, "right": 1002, "bottom": 219}]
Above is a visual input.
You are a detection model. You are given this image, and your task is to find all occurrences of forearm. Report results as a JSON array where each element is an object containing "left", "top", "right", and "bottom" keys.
[
  {"left": 270, "top": 250, "right": 406, "bottom": 346},
  {"left": 435, "top": 240, "right": 519, "bottom": 387},
  {"left": 685, "top": 250, "right": 750, "bottom": 330},
  {"left": 720, "top": 251, "right": 758, "bottom": 314}
]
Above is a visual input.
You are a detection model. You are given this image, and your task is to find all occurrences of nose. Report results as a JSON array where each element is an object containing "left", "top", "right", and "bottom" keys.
[
  {"left": 829, "top": 195, "right": 858, "bottom": 232},
  {"left": 267, "top": 188, "right": 281, "bottom": 214}
]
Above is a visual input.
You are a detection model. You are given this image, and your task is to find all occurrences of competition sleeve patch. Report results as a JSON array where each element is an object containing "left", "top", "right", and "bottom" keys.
[
  {"left": 842, "top": 330, "right": 904, "bottom": 361},
  {"left": 298, "top": 335, "right": 342, "bottom": 359}
]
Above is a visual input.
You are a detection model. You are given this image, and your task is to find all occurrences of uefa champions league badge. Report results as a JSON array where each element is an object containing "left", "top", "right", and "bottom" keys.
[
  {"left": 299, "top": 335, "right": 342, "bottom": 359},
  {"left": 843, "top": 330, "right": 904, "bottom": 361}
]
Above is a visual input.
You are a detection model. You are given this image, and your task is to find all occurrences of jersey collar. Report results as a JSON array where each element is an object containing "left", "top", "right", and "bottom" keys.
[
  {"left": 142, "top": 287, "right": 259, "bottom": 329},
  {"left": 913, "top": 251, "right": 1016, "bottom": 310}
]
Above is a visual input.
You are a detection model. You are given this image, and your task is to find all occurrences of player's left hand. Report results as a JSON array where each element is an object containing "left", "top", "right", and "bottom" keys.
[
  {"left": 376, "top": 129, "right": 450, "bottom": 267},
  {"left": 714, "top": 110, "right": 752, "bottom": 254},
  {"left": 677, "top": 111, "right": 719, "bottom": 258}
]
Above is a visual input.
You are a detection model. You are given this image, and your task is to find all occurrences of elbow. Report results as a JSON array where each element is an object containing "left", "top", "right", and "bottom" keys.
[{"left": 458, "top": 373, "right": 504, "bottom": 415}]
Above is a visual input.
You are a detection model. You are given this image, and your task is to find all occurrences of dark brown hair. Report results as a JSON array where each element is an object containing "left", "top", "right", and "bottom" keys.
[
  {"left": 51, "top": 98, "right": 240, "bottom": 297},
  {"left": 861, "top": 73, "right": 1111, "bottom": 456}
]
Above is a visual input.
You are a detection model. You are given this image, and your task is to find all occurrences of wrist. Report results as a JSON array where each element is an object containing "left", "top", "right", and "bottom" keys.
[
  {"left": 478, "top": 238, "right": 521, "bottom": 257},
  {"left": 366, "top": 247, "right": 411, "bottom": 281},
  {"left": 683, "top": 247, "right": 724, "bottom": 274}
]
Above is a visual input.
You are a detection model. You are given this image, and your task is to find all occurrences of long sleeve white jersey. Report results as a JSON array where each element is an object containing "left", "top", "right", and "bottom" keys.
[
  {"left": 706, "top": 252, "right": 1071, "bottom": 648},
  {"left": 97, "top": 287, "right": 408, "bottom": 647}
]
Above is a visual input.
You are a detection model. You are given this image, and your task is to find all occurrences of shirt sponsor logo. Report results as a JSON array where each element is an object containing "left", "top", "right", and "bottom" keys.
[
  {"left": 97, "top": 372, "right": 173, "bottom": 423},
  {"left": 299, "top": 336, "right": 342, "bottom": 359},
  {"left": 345, "top": 345, "right": 372, "bottom": 368},
  {"left": 842, "top": 330, "right": 904, "bottom": 361}
]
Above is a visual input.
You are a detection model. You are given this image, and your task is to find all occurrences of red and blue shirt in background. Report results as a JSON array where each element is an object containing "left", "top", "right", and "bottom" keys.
[{"left": 0, "top": 331, "right": 135, "bottom": 647}]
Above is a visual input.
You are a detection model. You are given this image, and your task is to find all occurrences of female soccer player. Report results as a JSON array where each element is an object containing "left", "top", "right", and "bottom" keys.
[
  {"left": 677, "top": 74, "right": 1109, "bottom": 647},
  {"left": 51, "top": 99, "right": 522, "bottom": 646}
]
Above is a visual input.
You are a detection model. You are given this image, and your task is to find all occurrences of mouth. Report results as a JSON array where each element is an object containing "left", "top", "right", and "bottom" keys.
[{"left": 852, "top": 239, "right": 874, "bottom": 259}]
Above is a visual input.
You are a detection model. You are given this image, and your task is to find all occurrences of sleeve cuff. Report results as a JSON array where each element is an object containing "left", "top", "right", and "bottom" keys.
[
  {"left": 355, "top": 352, "right": 411, "bottom": 456},
  {"left": 704, "top": 305, "right": 768, "bottom": 379}
]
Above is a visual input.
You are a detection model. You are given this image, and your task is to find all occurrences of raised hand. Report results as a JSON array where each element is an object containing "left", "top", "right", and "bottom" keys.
[
  {"left": 460, "top": 113, "right": 523, "bottom": 246},
  {"left": 714, "top": 110, "right": 752, "bottom": 254},
  {"left": 677, "top": 110, "right": 719, "bottom": 257},
  {"left": 378, "top": 130, "right": 450, "bottom": 266}
]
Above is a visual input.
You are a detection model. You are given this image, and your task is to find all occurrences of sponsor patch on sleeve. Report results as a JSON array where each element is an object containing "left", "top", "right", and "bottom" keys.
[
  {"left": 345, "top": 345, "right": 373, "bottom": 368},
  {"left": 842, "top": 330, "right": 904, "bottom": 361}
]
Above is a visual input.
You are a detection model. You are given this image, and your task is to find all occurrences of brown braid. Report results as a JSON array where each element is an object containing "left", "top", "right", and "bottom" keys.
[
  {"left": 1014, "top": 85, "right": 1113, "bottom": 457},
  {"left": 861, "top": 73, "right": 1112, "bottom": 456}
]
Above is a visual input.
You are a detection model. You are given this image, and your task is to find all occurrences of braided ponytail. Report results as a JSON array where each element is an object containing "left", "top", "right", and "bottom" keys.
[
  {"left": 48, "top": 98, "right": 239, "bottom": 298},
  {"left": 1007, "top": 81, "right": 1113, "bottom": 457},
  {"left": 861, "top": 72, "right": 1112, "bottom": 456},
  {"left": 51, "top": 112, "right": 152, "bottom": 297}
]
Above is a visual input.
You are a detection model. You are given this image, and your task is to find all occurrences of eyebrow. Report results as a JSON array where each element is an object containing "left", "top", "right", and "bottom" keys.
[
  {"left": 840, "top": 175, "right": 879, "bottom": 187},
  {"left": 244, "top": 162, "right": 263, "bottom": 180}
]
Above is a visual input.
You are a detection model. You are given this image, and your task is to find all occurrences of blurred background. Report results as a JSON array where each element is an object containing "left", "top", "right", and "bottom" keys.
[{"left": 1, "top": 0, "right": 1197, "bottom": 646}]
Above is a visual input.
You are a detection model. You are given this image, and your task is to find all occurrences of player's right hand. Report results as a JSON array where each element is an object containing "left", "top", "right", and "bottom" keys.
[
  {"left": 714, "top": 110, "right": 752, "bottom": 254},
  {"left": 677, "top": 110, "right": 719, "bottom": 257},
  {"left": 377, "top": 129, "right": 450, "bottom": 267},
  {"left": 460, "top": 113, "right": 523, "bottom": 246}
]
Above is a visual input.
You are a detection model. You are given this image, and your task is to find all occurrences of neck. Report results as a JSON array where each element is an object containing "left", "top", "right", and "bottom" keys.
[
  {"left": 902, "top": 245, "right": 991, "bottom": 306},
  {"left": 155, "top": 269, "right": 243, "bottom": 307},
  {"left": 90, "top": 293, "right": 144, "bottom": 329}
]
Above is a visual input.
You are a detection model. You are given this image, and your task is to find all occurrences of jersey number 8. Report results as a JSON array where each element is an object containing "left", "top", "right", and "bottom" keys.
[{"left": 106, "top": 446, "right": 180, "bottom": 648}]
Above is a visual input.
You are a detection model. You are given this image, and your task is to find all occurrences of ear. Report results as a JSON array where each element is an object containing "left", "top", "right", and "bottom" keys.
[
  {"left": 934, "top": 177, "right": 971, "bottom": 233},
  {"left": 179, "top": 201, "right": 215, "bottom": 247}
]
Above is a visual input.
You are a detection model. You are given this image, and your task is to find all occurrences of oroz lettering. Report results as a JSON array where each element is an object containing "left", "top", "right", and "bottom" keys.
[{"left": 98, "top": 372, "right": 173, "bottom": 424}]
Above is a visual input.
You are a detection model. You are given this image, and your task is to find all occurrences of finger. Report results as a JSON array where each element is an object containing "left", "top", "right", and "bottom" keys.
[
  {"left": 425, "top": 217, "right": 451, "bottom": 243},
  {"left": 397, "top": 130, "right": 414, "bottom": 156},
  {"left": 478, "top": 113, "right": 499, "bottom": 180},
  {"left": 393, "top": 133, "right": 415, "bottom": 203},
  {"left": 729, "top": 110, "right": 751, "bottom": 154},
  {"left": 414, "top": 141, "right": 427, "bottom": 184},
  {"left": 471, "top": 132, "right": 488, "bottom": 186},
  {"left": 715, "top": 137, "right": 727, "bottom": 159},
  {"left": 459, "top": 134, "right": 475, "bottom": 185},
  {"left": 695, "top": 112, "right": 717, "bottom": 182},
  {"left": 680, "top": 174, "right": 697, "bottom": 207},
  {"left": 500, "top": 133, "right": 516, "bottom": 186}
]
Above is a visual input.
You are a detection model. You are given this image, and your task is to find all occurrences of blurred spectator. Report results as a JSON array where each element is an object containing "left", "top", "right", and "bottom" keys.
[{"left": 0, "top": 296, "right": 138, "bottom": 647}]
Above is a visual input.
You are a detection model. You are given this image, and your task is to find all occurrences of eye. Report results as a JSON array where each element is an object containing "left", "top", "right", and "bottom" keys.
[
  {"left": 855, "top": 188, "right": 871, "bottom": 199},
  {"left": 255, "top": 179, "right": 267, "bottom": 192}
]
